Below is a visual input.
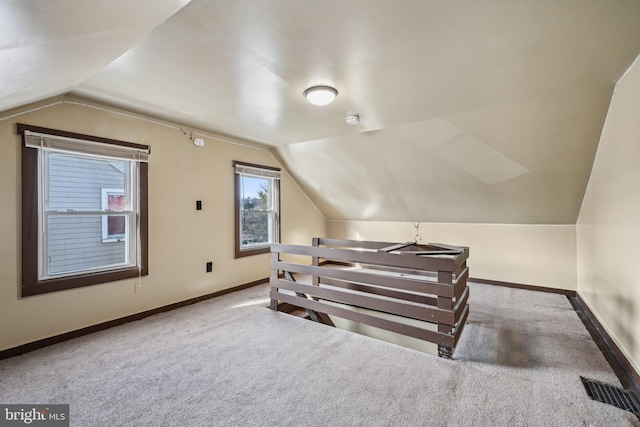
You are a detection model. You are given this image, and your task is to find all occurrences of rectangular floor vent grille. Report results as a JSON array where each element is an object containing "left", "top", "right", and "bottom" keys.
[{"left": 581, "top": 376, "right": 640, "bottom": 417}]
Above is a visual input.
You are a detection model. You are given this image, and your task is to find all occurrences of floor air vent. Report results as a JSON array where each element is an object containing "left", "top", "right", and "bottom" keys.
[{"left": 581, "top": 376, "right": 640, "bottom": 417}]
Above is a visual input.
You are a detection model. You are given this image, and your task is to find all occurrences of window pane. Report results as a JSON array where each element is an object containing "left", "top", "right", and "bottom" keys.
[
  {"left": 47, "top": 214, "right": 128, "bottom": 276},
  {"left": 107, "top": 215, "right": 126, "bottom": 237},
  {"left": 108, "top": 194, "right": 125, "bottom": 210},
  {"left": 240, "top": 175, "right": 272, "bottom": 247},
  {"left": 241, "top": 211, "right": 270, "bottom": 246},
  {"left": 48, "top": 153, "right": 125, "bottom": 211},
  {"left": 46, "top": 153, "right": 132, "bottom": 276},
  {"left": 241, "top": 176, "right": 270, "bottom": 210}
]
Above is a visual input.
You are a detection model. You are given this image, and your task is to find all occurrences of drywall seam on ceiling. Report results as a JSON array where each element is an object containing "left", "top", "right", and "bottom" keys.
[
  {"left": 617, "top": 51, "right": 640, "bottom": 87},
  {"left": 0, "top": 101, "right": 65, "bottom": 122},
  {"left": 326, "top": 219, "right": 577, "bottom": 227},
  {"left": 0, "top": 97, "right": 327, "bottom": 221},
  {"left": 65, "top": 100, "right": 186, "bottom": 132},
  {"left": 575, "top": 94, "right": 615, "bottom": 226},
  {"left": 0, "top": 97, "right": 264, "bottom": 150},
  {"left": 263, "top": 148, "right": 327, "bottom": 221}
]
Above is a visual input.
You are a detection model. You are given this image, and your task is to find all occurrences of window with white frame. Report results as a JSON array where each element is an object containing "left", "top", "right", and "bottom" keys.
[
  {"left": 19, "top": 124, "right": 149, "bottom": 296},
  {"left": 233, "top": 161, "right": 280, "bottom": 258}
]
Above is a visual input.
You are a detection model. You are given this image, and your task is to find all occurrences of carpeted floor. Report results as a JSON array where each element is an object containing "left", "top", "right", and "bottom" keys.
[{"left": 0, "top": 282, "right": 638, "bottom": 426}]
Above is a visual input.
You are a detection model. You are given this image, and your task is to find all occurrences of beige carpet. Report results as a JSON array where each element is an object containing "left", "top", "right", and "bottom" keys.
[{"left": 0, "top": 282, "right": 637, "bottom": 426}]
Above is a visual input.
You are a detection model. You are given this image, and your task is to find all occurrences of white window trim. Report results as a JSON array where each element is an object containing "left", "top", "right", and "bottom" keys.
[
  {"left": 37, "top": 146, "right": 139, "bottom": 280},
  {"left": 234, "top": 161, "right": 281, "bottom": 257},
  {"left": 239, "top": 177, "right": 279, "bottom": 251}
]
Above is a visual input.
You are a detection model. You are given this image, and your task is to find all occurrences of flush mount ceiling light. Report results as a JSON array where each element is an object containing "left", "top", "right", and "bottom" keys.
[{"left": 303, "top": 85, "right": 338, "bottom": 106}]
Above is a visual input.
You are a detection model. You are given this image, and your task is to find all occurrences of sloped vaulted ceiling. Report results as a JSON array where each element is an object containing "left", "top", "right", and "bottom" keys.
[
  {"left": 3, "top": 0, "right": 640, "bottom": 224},
  {"left": 0, "top": 0, "right": 191, "bottom": 110}
]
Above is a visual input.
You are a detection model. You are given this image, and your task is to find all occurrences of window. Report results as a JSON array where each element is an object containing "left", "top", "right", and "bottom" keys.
[
  {"left": 101, "top": 188, "right": 126, "bottom": 242},
  {"left": 19, "top": 124, "right": 149, "bottom": 296},
  {"left": 234, "top": 161, "right": 280, "bottom": 258}
]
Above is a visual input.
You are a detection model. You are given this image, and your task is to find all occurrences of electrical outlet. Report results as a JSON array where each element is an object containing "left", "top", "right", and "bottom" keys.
[
  {"left": 206, "top": 261, "right": 213, "bottom": 272},
  {"left": 196, "top": 200, "right": 202, "bottom": 210}
]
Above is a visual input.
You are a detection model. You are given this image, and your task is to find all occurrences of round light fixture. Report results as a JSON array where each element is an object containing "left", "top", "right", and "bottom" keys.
[{"left": 303, "top": 85, "right": 338, "bottom": 106}]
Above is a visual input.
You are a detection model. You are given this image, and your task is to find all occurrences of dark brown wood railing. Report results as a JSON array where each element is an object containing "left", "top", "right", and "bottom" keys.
[{"left": 269, "top": 238, "right": 470, "bottom": 358}]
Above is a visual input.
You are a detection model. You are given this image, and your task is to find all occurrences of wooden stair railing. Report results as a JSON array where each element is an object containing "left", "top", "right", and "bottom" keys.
[{"left": 270, "top": 238, "right": 470, "bottom": 359}]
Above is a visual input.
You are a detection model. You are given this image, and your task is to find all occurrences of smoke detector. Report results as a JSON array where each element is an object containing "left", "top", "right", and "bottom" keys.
[{"left": 346, "top": 114, "right": 360, "bottom": 125}]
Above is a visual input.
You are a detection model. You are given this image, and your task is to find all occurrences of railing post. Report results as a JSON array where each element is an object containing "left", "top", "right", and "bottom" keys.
[
  {"left": 312, "top": 237, "right": 320, "bottom": 286},
  {"left": 270, "top": 250, "right": 280, "bottom": 311},
  {"left": 437, "top": 269, "right": 454, "bottom": 358}
]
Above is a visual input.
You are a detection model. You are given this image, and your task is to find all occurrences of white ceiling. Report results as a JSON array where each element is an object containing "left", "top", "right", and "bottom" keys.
[{"left": 3, "top": 0, "right": 640, "bottom": 223}]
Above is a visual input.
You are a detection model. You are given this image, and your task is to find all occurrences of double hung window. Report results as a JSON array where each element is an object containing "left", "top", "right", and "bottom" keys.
[
  {"left": 20, "top": 124, "right": 149, "bottom": 296},
  {"left": 234, "top": 161, "right": 280, "bottom": 258}
]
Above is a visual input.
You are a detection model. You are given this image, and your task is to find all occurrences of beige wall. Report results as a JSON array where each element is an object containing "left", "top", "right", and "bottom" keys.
[
  {"left": 0, "top": 96, "right": 326, "bottom": 351},
  {"left": 328, "top": 220, "right": 577, "bottom": 290},
  {"left": 577, "top": 55, "right": 640, "bottom": 373}
]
